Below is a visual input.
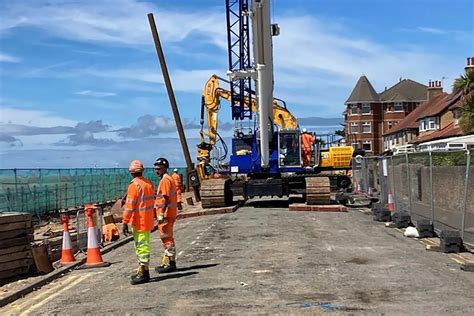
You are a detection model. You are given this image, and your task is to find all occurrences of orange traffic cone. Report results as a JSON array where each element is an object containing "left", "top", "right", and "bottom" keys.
[
  {"left": 59, "top": 213, "right": 75, "bottom": 265},
  {"left": 387, "top": 192, "right": 395, "bottom": 211},
  {"left": 368, "top": 187, "right": 373, "bottom": 197},
  {"left": 84, "top": 204, "right": 110, "bottom": 268}
]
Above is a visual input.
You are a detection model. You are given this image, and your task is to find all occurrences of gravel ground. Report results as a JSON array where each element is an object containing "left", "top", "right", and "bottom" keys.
[{"left": 3, "top": 199, "right": 474, "bottom": 315}]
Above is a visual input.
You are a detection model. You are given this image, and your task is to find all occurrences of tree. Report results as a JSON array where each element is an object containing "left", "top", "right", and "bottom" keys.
[{"left": 453, "top": 69, "right": 474, "bottom": 133}]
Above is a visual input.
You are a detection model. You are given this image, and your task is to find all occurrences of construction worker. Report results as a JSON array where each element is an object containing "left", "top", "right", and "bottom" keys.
[
  {"left": 122, "top": 160, "right": 155, "bottom": 285},
  {"left": 154, "top": 157, "right": 178, "bottom": 273},
  {"left": 301, "top": 128, "right": 315, "bottom": 166},
  {"left": 171, "top": 168, "right": 183, "bottom": 210}
]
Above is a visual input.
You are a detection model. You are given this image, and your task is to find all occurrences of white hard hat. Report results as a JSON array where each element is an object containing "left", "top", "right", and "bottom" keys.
[
  {"left": 173, "top": 168, "right": 178, "bottom": 172},
  {"left": 302, "top": 128, "right": 307, "bottom": 133}
]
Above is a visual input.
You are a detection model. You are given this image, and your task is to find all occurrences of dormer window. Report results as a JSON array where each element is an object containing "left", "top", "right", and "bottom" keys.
[{"left": 419, "top": 117, "right": 438, "bottom": 131}]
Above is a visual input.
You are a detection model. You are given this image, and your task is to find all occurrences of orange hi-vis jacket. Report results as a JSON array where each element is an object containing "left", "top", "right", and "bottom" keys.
[
  {"left": 123, "top": 177, "right": 155, "bottom": 232},
  {"left": 155, "top": 174, "right": 178, "bottom": 218},
  {"left": 171, "top": 172, "right": 182, "bottom": 203},
  {"left": 301, "top": 133, "right": 315, "bottom": 152}
]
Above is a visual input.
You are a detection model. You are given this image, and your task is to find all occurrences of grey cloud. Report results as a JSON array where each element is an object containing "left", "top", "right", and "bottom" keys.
[
  {"left": 60, "top": 132, "right": 116, "bottom": 146},
  {"left": 0, "top": 123, "right": 75, "bottom": 136},
  {"left": 0, "top": 133, "right": 23, "bottom": 147},
  {"left": 116, "top": 115, "right": 177, "bottom": 138},
  {"left": 74, "top": 120, "right": 109, "bottom": 133}
]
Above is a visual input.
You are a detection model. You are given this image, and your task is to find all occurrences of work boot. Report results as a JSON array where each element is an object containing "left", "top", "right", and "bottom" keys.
[
  {"left": 131, "top": 265, "right": 150, "bottom": 285},
  {"left": 155, "top": 260, "right": 177, "bottom": 273}
]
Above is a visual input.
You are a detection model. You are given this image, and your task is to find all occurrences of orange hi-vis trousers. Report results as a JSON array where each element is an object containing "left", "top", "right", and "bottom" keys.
[{"left": 158, "top": 215, "right": 176, "bottom": 259}]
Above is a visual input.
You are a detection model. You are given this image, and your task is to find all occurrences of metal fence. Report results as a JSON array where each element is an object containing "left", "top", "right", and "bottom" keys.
[
  {"left": 0, "top": 167, "right": 187, "bottom": 216},
  {"left": 353, "top": 150, "right": 473, "bottom": 247}
]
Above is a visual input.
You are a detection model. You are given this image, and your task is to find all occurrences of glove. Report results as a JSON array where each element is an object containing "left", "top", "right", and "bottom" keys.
[
  {"left": 158, "top": 214, "right": 164, "bottom": 224},
  {"left": 122, "top": 224, "right": 130, "bottom": 236}
]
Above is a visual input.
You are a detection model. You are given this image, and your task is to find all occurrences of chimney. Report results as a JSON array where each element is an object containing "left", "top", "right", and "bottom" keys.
[
  {"left": 427, "top": 80, "right": 443, "bottom": 101},
  {"left": 465, "top": 57, "right": 474, "bottom": 73}
]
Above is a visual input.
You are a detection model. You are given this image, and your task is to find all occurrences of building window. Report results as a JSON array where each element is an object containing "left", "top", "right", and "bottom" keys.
[
  {"left": 350, "top": 105, "right": 358, "bottom": 115},
  {"left": 361, "top": 103, "right": 371, "bottom": 114},
  {"left": 351, "top": 122, "right": 358, "bottom": 133},
  {"left": 420, "top": 120, "right": 426, "bottom": 131},
  {"left": 362, "top": 141, "right": 372, "bottom": 151},
  {"left": 394, "top": 102, "right": 404, "bottom": 112},
  {"left": 362, "top": 122, "right": 371, "bottom": 133},
  {"left": 388, "top": 121, "right": 393, "bottom": 130},
  {"left": 428, "top": 117, "right": 437, "bottom": 130},
  {"left": 351, "top": 142, "right": 359, "bottom": 149}
]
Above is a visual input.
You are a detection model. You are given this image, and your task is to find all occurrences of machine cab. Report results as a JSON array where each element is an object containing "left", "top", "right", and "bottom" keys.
[{"left": 278, "top": 129, "right": 302, "bottom": 168}]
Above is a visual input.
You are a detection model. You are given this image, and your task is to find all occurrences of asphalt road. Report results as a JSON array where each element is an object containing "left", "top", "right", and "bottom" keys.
[{"left": 3, "top": 199, "right": 474, "bottom": 315}]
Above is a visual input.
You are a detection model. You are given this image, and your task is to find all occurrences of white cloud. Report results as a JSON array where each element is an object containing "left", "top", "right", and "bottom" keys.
[
  {"left": 0, "top": 107, "right": 77, "bottom": 127},
  {"left": 75, "top": 90, "right": 117, "bottom": 97},
  {"left": 272, "top": 15, "right": 460, "bottom": 108},
  {"left": 80, "top": 67, "right": 222, "bottom": 93},
  {"left": 0, "top": 0, "right": 226, "bottom": 48},
  {"left": 417, "top": 27, "right": 447, "bottom": 35},
  {"left": 0, "top": 52, "right": 20, "bottom": 63}
]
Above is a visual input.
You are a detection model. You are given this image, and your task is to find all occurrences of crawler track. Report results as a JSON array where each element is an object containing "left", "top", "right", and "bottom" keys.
[{"left": 200, "top": 178, "right": 232, "bottom": 209}]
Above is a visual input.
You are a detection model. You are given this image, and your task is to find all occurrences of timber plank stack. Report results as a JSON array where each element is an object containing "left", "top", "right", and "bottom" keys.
[{"left": 0, "top": 213, "right": 34, "bottom": 281}]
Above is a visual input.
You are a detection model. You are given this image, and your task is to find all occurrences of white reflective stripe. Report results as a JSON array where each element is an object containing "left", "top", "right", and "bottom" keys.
[
  {"left": 87, "top": 227, "right": 99, "bottom": 248},
  {"left": 155, "top": 202, "right": 177, "bottom": 209},
  {"left": 137, "top": 205, "right": 154, "bottom": 212},
  {"left": 124, "top": 208, "right": 137, "bottom": 213},
  {"left": 126, "top": 198, "right": 137, "bottom": 204},
  {"left": 62, "top": 231, "right": 72, "bottom": 249}
]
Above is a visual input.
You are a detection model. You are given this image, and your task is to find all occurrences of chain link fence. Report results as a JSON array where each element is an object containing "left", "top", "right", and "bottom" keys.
[
  {"left": 0, "top": 167, "right": 187, "bottom": 216},
  {"left": 354, "top": 150, "right": 473, "bottom": 247}
]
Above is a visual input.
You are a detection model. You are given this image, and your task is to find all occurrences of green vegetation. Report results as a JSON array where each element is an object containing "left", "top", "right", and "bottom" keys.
[{"left": 453, "top": 69, "right": 474, "bottom": 133}]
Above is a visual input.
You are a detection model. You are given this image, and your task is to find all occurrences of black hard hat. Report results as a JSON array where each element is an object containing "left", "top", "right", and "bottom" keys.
[{"left": 153, "top": 157, "right": 169, "bottom": 168}]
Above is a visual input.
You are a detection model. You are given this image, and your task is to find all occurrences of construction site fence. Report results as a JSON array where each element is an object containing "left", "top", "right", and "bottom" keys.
[
  {"left": 352, "top": 150, "right": 474, "bottom": 248},
  {"left": 0, "top": 167, "right": 187, "bottom": 217}
]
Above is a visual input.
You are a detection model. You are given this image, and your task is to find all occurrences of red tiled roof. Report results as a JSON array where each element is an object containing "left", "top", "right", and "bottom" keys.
[
  {"left": 417, "top": 92, "right": 461, "bottom": 120},
  {"left": 449, "top": 91, "right": 470, "bottom": 110},
  {"left": 411, "top": 122, "right": 463, "bottom": 144},
  {"left": 383, "top": 93, "right": 448, "bottom": 136}
]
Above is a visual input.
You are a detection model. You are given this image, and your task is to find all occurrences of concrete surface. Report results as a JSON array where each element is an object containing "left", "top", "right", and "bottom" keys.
[{"left": 2, "top": 199, "right": 474, "bottom": 315}]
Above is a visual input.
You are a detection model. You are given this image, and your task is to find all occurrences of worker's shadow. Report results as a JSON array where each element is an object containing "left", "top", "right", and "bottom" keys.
[
  {"left": 149, "top": 271, "right": 198, "bottom": 282},
  {"left": 148, "top": 263, "right": 219, "bottom": 282},
  {"left": 175, "top": 263, "right": 219, "bottom": 272}
]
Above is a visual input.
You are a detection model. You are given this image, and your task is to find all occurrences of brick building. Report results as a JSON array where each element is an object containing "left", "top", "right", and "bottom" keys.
[{"left": 344, "top": 76, "right": 427, "bottom": 154}]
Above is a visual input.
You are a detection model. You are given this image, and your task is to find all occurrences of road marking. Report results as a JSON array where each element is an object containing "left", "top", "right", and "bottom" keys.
[
  {"left": 11, "top": 274, "right": 80, "bottom": 311},
  {"left": 178, "top": 251, "right": 184, "bottom": 256},
  {"left": 191, "top": 240, "right": 196, "bottom": 244},
  {"left": 19, "top": 273, "right": 92, "bottom": 316}
]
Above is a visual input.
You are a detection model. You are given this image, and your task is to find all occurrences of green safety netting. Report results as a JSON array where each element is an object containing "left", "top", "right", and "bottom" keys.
[{"left": 0, "top": 167, "right": 187, "bottom": 216}]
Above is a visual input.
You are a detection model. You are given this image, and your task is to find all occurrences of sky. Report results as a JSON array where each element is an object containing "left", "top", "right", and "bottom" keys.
[{"left": 0, "top": 0, "right": 473, "bottom": 168}]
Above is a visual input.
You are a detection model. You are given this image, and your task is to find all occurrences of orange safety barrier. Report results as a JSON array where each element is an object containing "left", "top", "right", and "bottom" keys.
[{"left": 59, "top": 213, "right": 75, "bottom": 265}]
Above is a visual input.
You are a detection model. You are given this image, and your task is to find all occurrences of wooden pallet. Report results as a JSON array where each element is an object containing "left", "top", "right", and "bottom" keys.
[{"left": 0, "top": 213, "right": 34, "bottom": 280}]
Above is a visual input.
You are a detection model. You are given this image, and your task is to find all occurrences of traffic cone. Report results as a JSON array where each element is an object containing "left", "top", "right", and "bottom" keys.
[
  {"left": 368, "top": 187, "right": 373, "bottom": 197},
  {"left": 387, "top": 192, "right": 395, "bottom": 211},
  {"left": 59, "top": 213, "right": 75, "bottom": 265},
  {"left": 84, "top": 204, "right": 110, "bottom": 268}
]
